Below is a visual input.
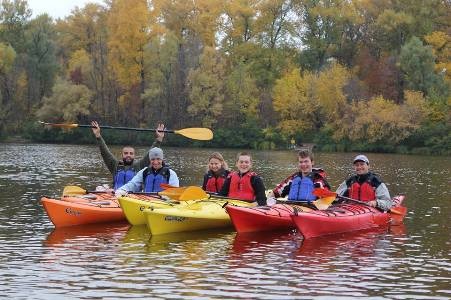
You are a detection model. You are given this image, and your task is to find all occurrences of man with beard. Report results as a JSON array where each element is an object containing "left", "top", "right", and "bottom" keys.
[{"left": 91, "top": 121, "right": 165, "bottom": 190}]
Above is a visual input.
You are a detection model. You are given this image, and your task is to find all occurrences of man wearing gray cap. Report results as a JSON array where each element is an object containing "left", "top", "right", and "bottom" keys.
[
  {"left": 115, "top": 147, "right": 179, "bottom": 197},
  {"left": 336, "top": 154, "right": 392, "bottom": 211}
]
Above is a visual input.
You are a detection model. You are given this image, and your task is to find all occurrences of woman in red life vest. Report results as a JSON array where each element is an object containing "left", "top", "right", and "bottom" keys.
[
  {"left": 202, "top": 152, "right": 230, "bottom": 193},
  {"left": 336, "top": 154, "right": 392, "bottom": 211},
  {"left": 219, "top": 152, "right": 267, "bottom": 206}
]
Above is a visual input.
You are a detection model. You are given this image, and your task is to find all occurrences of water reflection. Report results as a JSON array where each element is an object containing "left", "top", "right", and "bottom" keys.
[{"left": 44, "top": 222, "right": 130, "bottom": 247}]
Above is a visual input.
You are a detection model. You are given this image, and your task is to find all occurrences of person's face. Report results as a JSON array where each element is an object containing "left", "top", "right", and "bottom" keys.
[
  {"left": 236, "top": 155, "right": 252, "bottom": 173},
  {"left": 209, "top": 158, "right": 222, "bottom": 173},
  {"left": 151, "top": 158, "right": 163, "bottom": 170},
  {"left": 122, "top": 147, "right": 135, "bottom": 164},
  {"left": 298, "top": 156, "right": 313, "bottom": 175},
  {"left": 353, "top": 161, "right": 369, "bottom": 175}
]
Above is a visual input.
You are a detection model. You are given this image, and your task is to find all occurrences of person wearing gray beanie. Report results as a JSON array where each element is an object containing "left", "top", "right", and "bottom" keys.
[{"left": 115, "top": 147, "right": 179, "bottom": 197}]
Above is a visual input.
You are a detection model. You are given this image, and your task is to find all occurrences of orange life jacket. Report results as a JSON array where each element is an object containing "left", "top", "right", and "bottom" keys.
[{"left": 228, "top": 171, "right": 256, "bottom": 201}]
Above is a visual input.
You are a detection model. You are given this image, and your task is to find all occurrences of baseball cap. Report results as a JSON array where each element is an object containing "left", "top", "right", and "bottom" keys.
[{"left": 353, "top": 154, "right": 369, "bottom": 164}]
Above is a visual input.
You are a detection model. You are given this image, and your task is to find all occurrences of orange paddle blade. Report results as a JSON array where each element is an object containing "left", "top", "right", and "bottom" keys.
[{"left": 313, "top": 188, "right": 336, "bottom": 198}]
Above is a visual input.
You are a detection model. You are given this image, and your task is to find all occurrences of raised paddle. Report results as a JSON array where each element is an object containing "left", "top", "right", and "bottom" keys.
[
  {"left": 312, "top": 188, "right": 407, "bottom": 215},
  {"left": 39, "top": 121, "right": 213, "bottom": 141}
]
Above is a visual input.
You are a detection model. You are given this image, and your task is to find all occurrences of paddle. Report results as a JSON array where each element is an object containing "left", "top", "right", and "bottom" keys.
[
  {"left": 312, "top": 188, "right": 406, "bottom": 215},
  {"left": 61, "top": 185, "right": 193, "bottom": 200},
  {"left": 39, "top": 121, "right": 213, "bottom": 141},
  {"left": 160, "top": 184, "right": 256, "bottom": 202}
]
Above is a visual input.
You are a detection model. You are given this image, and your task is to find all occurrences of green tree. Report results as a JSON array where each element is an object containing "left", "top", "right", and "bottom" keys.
[
  {"left": 187, "top": 47, "right": 226, "bottom": 128},
  {"left": 24, "top": 14, "right": 58, "bottom": 112},
  {"left": 0, "top": 0, "right": 31, "bottom": 52},
  {"left": 400, "top": 36, "right": 446, "bottom": 96}
]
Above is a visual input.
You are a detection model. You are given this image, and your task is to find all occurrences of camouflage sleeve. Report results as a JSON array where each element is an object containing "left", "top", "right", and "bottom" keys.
[{"left": 96, "top": 136, "right": 118, "bottom": 175}]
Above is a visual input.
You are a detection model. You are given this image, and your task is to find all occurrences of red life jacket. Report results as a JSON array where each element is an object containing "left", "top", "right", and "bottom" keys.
[
  {"left": 228, "top": 171, "right": 256, "bottom": 201},
  {"left": 347, "top": 174, "right": 377, "bottom": 202},
  {"left": 205, "top": 170, "right": 228, "bottom": 193}
]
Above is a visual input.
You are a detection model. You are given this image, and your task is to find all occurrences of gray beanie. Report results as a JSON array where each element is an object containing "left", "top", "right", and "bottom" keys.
[{"left": 149, "top": 147, "right": 164, "bottom": 160}]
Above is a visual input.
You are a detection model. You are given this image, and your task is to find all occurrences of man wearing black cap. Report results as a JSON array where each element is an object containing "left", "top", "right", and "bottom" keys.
[{"left": 336, "top": 154, "right": 392, "bottom": 211}]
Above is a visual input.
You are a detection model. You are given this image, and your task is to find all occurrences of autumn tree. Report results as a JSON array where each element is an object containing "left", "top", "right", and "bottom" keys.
[
  {"left": 187, "top": 47, "right": 226, "bottom": 128},
  {"left": 36, "top": 77, "right": 92, "bottom": 122}
]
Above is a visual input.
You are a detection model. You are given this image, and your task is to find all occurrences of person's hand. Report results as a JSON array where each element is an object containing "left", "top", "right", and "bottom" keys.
[
  {"left": 91, "top": 121, "right": 101, "bottom": 138},
  {"left": 115, "top": 189, "right": 128, "bottom": 198},
  {"left": 155, "top": 123, "right": 165, "bottom": 142},
  {"left": 368, "top": 200, "right": 377, "bottom": 208},
  {"left": 266, "top": 190, "right": 275, "bottom": 198},
  {"left": 266, "top": 197, "right": 277, "bottom": 206}
]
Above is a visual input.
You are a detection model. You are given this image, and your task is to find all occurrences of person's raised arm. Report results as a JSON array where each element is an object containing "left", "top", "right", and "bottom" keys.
[
  {"left": 92, "top": 120, "right": 118, "bottom": 174},
  {"left": 137, "top": 123, "right": 165, "bottom": 169}
]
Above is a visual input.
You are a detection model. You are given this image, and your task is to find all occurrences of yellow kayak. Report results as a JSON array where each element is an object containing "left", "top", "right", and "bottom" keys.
[
  {"left": 118, "top": 186, "right": 209, "bottom": 225},
  {"left": 143, "top": 198, "right": 255, "bottom": 235},
  {"left": 118, "top": 195, "right": 182, "bottom": 225}
]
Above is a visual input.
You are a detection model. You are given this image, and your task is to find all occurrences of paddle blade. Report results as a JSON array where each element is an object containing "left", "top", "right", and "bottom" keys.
[
  {"left": 390, "top": 206, "right": 407, "bottom": 225},
  {"left": 63, "top": 185, "right": 87, "bottom": 196},
  {"left": 312, "top": 196, "right": 336, "bottom": 210},
  {"left": 159, "top": 187, "right": 186, "bottom": 199},
  {"left": 390, "top": 206, "right": 407, "bottom": 216},
  {"left": 178, "top": 186, "right": 208, "bottom": 201},
  {"left": 160, "top": 183, "right": 177, "bottom": 190},
  {"left": 39, "top": 121, "right": 79, "bottom": 129},
  {"left": 174, "top": 128, "right": 213, "bottom": 140},
  {"left": 313, "top": 188, "right": 336, "bottom": 198}
]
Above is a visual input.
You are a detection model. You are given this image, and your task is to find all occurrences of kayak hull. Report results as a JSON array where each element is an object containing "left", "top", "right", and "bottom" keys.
[
  {"left": 144, "top": 199, "right": 253, "bottom": 235},
  {"left": 226, "top": 204, "right": 312, "bottom": 233},
  {"left": 292, "top": 195, "right": 406, "bottom": 238},
  {"left": 41, "top": 196, "right": 125, "bottom": 228},
  {"left": 118, "top": 195, "right": 180, "bottom": 226}
]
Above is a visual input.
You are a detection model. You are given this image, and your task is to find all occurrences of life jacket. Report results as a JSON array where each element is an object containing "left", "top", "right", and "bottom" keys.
[
  {"left": 228, "top": 171, "right": 256, "bottom": 201},
  {"left": 113, "top": 165, "right": 137, "bottom": 190},
  {"left": 205, "top": 169, "right": 229, "bottom": 193},
  {"left": 143, "top": 167, "right": 170, "bottom": 193},
  {"left": 346, "top": 173, "right": 379, "bottom": 202},
  {"left": 287, "top": 173, "right": 316, "bottom": 202}
]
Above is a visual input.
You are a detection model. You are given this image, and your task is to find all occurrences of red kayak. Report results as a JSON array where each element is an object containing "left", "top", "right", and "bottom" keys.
[
  {"left": 292, "top": 195, "right": 406, "bottom": 239},
  {"left": 226, "top": 203, "right": 313, "bottom": 233}
]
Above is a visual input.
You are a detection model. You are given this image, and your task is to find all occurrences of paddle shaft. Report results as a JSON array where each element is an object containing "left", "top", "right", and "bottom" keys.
[
  {"left": 207, "top": 192, "right": 253, "bottom": 202},
  {"left": 78, "top": 124, "right": 174, "bottom": 133}
]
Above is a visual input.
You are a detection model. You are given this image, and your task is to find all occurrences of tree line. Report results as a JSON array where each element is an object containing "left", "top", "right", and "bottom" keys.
[{"left": 0, "top": 0, "right": 449, "bottom": 154}]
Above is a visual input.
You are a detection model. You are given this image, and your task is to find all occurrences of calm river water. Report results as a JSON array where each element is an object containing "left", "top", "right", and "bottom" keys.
[{"left": 0, "top": 143, "right": 449, "bottom": 299}]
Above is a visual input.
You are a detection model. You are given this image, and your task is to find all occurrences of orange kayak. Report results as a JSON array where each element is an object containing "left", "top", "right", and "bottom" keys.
[{"left": 41, "top": 194, "right": 125, "bottom": 228}]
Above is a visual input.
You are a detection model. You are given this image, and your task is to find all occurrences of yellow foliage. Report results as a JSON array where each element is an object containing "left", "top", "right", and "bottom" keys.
[
  {"left": 349, "top": 93, "right": 426, "bottom": 143},
  {"left": 273, "top": 68, "right": 320, "bottom": 134},
  {"left": 107, "top": 0, "right": 151, "bottom": 89},
  {"left": 0, "top": 43, "right": 16, "bottom": 73},
  {"left": 424, "top": 31, "right": 450, "bottom": 83},
  {"left": 67, "top": 49, "right": 92, "bottom": 80}
]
